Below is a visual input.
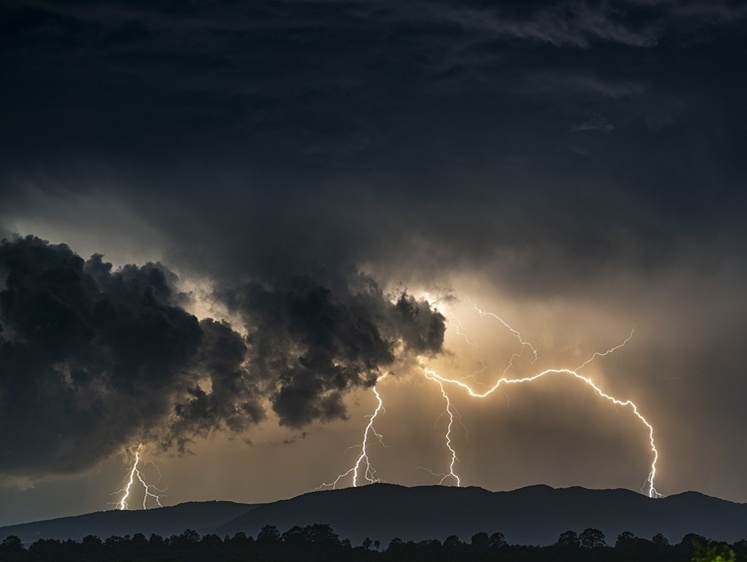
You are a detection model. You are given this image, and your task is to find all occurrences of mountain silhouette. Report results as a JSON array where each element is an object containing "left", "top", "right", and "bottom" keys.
[
  {"left": 218, "top": 484, "right": 747, "bottom": 545},
  {"left": 1, "top": 485, "right": 746, "bottom": 546},
  {"left": 0, "top": 501, "right": 254, "bottom": 545}
]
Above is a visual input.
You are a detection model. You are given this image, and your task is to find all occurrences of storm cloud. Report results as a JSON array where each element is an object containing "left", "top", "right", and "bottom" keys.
[
  {"left": 0, "top": 236, "right": 444, "bottom": 475},
  {"left": 2, "top": 0, "right": 745, "bottom": 296}
]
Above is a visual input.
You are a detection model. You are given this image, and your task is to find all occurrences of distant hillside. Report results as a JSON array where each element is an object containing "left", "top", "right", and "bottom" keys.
[
  {"left": 0, "top": 501, "right": 254, "bottom": 544},
  {"left": 2, "top": 485, "right": 746, "bottom": 546},
  {"left": 218, "top": 484, "right": 747, "bottom": 545}
]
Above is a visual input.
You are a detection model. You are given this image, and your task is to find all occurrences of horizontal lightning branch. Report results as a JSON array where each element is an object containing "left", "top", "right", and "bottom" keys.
[{"left": 423, "top": 360, "right": 661, "bottom": 498}]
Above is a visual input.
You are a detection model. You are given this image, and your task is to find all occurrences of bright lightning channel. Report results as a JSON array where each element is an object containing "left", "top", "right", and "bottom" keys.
[
  {"left": 424, "top": 372, "right": 460, "bottom": 486},
  {"left": 446, "top": 313, "right": 478, "bottom": 347},
  {"left": 471, "top": 302, "right": 538, "bottom": 363},
  {"left": 320, "top": 373, "right": 389, "bottom": 489},
  {"left": 319, "top": 302, "right": 661, "bottom": 499},
  {"left": 115, "top": 444, "right": 165, "bottom": 510},
  {"left": 424, "top": 327, "right": 663, "bottom": 498}
]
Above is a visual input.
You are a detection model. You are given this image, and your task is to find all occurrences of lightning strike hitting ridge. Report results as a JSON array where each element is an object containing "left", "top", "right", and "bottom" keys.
[
  {"left": 424, "top": 372, "right": 461, "bottom": 486},
  {"left": 424, "top": 331, "right": 663, "bottom": 498},
  {"left": 320, "top": 373, "right": 389, "bottom": 489},
  {"left": 115, "top": 444, "right": 165, "bottom": 510},
  {"left": 319, "top": 300, "right": 661, "bottom": 499},
  {"left": 420, "top": 305, "right": 537, "bottom": 487}
]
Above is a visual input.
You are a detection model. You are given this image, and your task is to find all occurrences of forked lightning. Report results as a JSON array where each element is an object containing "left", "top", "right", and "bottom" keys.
[
  {"left": 320, "top": 374, "right": 389, "bottom": 489},
  {"left": 115, "top": 444, "right": 165, "bottom": 510},
  {"left": 322, "top": 304, "right": 663, "bottom": 499}
]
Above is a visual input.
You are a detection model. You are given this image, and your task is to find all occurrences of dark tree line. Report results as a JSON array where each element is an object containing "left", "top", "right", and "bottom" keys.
[{"left": 1, "top": 524, "right": 745, "bottom": 561}]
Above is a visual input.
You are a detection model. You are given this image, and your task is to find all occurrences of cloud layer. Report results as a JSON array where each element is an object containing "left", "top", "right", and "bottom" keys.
[{"left": 0, "top": 236, "right": 444, "bottom": 475}]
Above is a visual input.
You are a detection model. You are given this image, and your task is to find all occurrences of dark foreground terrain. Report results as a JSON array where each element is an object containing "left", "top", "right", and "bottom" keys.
[
  {"left": 2, "top": 484, "right": 747, "bottom": 560},
  {"left": 0, "top": 523, "right": 744, "bottom": 562}
]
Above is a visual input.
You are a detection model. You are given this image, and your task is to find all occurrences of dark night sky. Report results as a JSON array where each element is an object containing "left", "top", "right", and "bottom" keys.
[{"left": 1, "top": 0, "right": 746, "bottom": 527}]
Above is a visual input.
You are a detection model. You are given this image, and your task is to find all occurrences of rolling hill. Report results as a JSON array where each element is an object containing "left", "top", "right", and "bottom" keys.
[{"left": 2, "top": 484, "right": 746, "bottom": 546}]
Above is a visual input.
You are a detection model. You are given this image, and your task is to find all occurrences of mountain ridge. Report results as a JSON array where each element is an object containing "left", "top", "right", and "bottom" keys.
[{"left": 2, "top": 484, "right": 745, "bottom": 546}]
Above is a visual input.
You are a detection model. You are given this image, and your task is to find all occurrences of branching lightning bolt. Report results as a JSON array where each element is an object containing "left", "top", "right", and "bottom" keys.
[
  {"left": 320, "top": 373, "right": 389, "bottom": 489},
  {"left": 424, "top": 372, "right": 460, "bottom": 486},
  {"left": 447, "top": 313, "right": 478, "bottom": 347},
  {"left": 319, "top": 299, "right": 662, "bottom": 499},
  {"left": 424, "top": 326, "right": 663, "bottom": 498},
  {"left": 115, "top": 444, "right": 165, "bottom": 510},
  {"left": 471, "top": 302, "right": 538, "bottom": 363},
  {"left": 575, "top": 327, "right": 635, "bottom": 371}
]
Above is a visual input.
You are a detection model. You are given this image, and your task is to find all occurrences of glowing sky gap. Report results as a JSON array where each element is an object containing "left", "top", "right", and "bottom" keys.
[
  {"left": 115, "top": 444, "right": 164, "bottom": 510},
  {"left": 424, "top": 372, "right": 461, "bottom": 486},
  {"left": 320, "top": 373, "right": 389, "bottom": 489},
  {"left": 423, "top": 365, "right": 662, "bottom": 498}
]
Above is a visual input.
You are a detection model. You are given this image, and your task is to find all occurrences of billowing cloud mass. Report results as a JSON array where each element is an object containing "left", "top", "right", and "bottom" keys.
[
  {"left": 223, "top": 280, "right": 443, "bottom": 427},
  {"left": 0, "top": 236, "right": 444, "bottom": 475}
]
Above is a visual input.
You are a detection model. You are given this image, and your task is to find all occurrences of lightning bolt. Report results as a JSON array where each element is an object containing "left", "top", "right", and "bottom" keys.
[
  {"left": 447, "top": 313, "right": 478, "bottom": 347},
  {"left": 115, "top": 444, "right": 165, "bottom": 510},
  {"left": 319, "top": 299, "right": 662, "bottom": 499},
  {"left": 424, "top": 329, "right": 662, "bottom": 498},
  {"left": 471, "top": 302, "right": 538, "bottom": 363},
  {"left": 419, "top": 303, "right": 536, "bottom": 486},
  {"left": 424, "top": 372, "right": 461, "bottom": 486},
  {"left": 320, "top": 373, "right": 389, "bottom": 489}
]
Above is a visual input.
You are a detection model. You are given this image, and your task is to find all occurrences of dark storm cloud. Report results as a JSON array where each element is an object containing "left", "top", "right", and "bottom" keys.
[
  {"left": 0, "top": 236, "right": 444, "bottom": 475},
  {"left": 222, "top": 279, "right": 443, "bottom": 427},
  {"left": 2, "top": 0, "right": 745, "bottom": 300},
  {"left": 0, "top": 236, "right": 199, "bottom": 473}
]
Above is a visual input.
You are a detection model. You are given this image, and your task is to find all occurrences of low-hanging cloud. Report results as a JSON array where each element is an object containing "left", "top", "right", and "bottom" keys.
[
  {"left": 223, "top": 278, "right": 444, "bottom": 427},
  {"left": 0, "top": 236, "right": 445, "bottom": 476}
]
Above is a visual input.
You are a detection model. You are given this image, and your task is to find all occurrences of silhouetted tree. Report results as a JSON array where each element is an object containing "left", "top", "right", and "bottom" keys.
[
  {"left": 680, "top": 533, "right": 707, "bottom": 548},
  {"left": 616, "top": 531, "right": 636, "bottom": 547},
  {"left": 580, "top": 527, "right": 606, "bottom": 548},
  {"left": 228, "top": 531, "right": 246, "bottom": 542},
  {"left": 0, "top": 535, "right": 25, "bottom": 562},
  {"left": 489, "top": 531, "right": 507, "bottom": 549},
  {"left": 257, "top": 524, "right": 281, "bottom": 545},
  {"left": 303, "top": 523, "right": 340, "bottom": 547},
  {"left": 200, "top": 533, "right": 222, "bottom": 548},
  {"left": 81, "top": 535, "right": 101, "bottom": 547},
  {"left": 171, "top": 528, "right": 200, "bottom": 548},
  {"left": 733, "top": 539, "right": 747, "bottom": 558},
  {"left": 4, "top": 523, "right": 745, "bottom": 562},
  {"left": 557, "top": 530, "right": 580, "bottom": 548},
  {"left": 281, "top": 525, "right": 306, "bottom": 547},
  {"left": 104, "top": 535, "right": 125, "bottom": 547},
  {"left": 388, "top": 537, "right": 404, "bottom": 550},
  {"left": 443, "top": 534, "right": 462, "bottom": 549},
  {"left": 471, "top": 531, "right": 490, "bottom": 551}
]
